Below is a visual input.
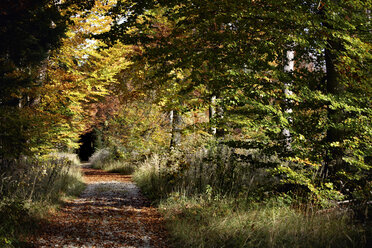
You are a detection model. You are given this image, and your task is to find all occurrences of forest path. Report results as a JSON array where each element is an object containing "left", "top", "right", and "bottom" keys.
[{"left": 29, "top": 166, "right": 169, "bottom": 248}]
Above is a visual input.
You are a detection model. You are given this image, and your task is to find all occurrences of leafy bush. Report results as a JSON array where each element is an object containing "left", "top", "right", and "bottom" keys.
[
  {"left": 0, "top": 200, "right": 35, "bottom": 247},
  {"left": 89, "top": 148, "right": 111, "bottom": 167},
  {"left": 89, "top": 148, "right": 140, "bottom": 174},
  {"left": 134, "top": 154, "right": 170, "bottom": 200}
]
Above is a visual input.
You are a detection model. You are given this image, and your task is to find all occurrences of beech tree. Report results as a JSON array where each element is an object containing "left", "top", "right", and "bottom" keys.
[
  {"left": 99, "top": 0, "right": 371, "bottom": 202},
  {"left": 0, "top": 0, "right": 71, "bottom": 158},
  {"left": 0, "top": 0, "right": 119, "bottom": 158}
]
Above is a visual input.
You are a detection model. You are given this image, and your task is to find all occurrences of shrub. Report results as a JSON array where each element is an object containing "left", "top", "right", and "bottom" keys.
[
  {"left": 101, "top": 160, "right": 137, "bottom": 174},
  {"left": 0, "top": 200, "right": 35, "bottom": 247},
  {"left": 89, "top": 148, "right": 111, "bottom": 167},
  {"left": 134, "top": 154, "right": 170, "bottom": 200},
  {"left": 89, "top": 148, "right": 139, "bottom": 174}
]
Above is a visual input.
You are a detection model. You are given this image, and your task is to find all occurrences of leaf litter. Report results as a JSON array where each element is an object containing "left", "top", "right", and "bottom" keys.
[{"left": 28, "top": 168, "right": 169, "bottom": 248}]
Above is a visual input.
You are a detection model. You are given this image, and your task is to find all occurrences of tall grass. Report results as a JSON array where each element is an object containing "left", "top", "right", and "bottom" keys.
[
  {"left": 159, "top": 195, "right": 370, "bottom": 248},
  {"left": 89, "top": 148, "right": 111, "bottom": 167},
  {"left": 89, "top": 148, "right": 137, "bottom": 174},
  {"left": 93, "top": 160, "right": 137, "bottom": 174},
  {"left": 133, "top": 146, "right": 271, "bottom": 201},
  {"left": 0, "top": 154, "right": 85, "bottom": 246},
  {"left": 50, "top": 152, "right": 81, "bottom": 167},
  {"left": 0, "top": 157, "right": 84, "bottom": 202},
  {"left": 133, "top": 147, "right": 371, "bottom": 248}
]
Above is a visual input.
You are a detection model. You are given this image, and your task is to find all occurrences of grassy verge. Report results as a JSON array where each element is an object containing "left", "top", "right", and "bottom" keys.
[
  {"left": 158, "top": 195, "right": 370, "bottom": 248},
  {"left": 133, "top": 153, "right": 371, "bottom": 248},
  {"left": 0, "top": 154, "right": 85, "bottom": 247}
]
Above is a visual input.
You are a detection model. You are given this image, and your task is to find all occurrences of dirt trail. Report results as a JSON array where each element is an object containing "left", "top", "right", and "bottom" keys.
[{"left": 29, "top": 168, "right": 169, "bottom": 248}]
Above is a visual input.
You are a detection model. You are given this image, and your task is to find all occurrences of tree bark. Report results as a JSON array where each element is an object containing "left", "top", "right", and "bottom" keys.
[
  {"left": 170, "top": 110, "right": 182, "bottom": 148},
  {"left": 322, "top": 0, "right": 344, "bottom": 177},
  {"left": 282, "top": 49, "right": 294, "bottom": 152},
  {"left": 209, "top": 96, "right": 217, "bottom": 135}
]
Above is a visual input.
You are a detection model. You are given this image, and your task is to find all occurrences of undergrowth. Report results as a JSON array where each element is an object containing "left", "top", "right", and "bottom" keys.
[
  {"left": 0, "top": 154, "right": 85, "bottom": 247},
  {"left": 159, "top": 195, "right": 370, "bottom": 248},
  {"left": 133, "top": 148, "right": 371, "bottom": 248},
  {"left": 93, "top": 159, "right": 137, "bottom": 174},
  {"left": 89, "top": 148, "right": 137, "bottom": 174}
]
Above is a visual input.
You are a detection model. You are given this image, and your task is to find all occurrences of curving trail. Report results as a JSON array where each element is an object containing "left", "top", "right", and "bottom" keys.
[{"left": 29, "top": 167, "right": 169, "bottom": 248}]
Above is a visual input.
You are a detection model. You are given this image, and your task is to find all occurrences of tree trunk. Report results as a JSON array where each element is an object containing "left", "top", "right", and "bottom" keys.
[
  {"left": 209, "top": 96, "right": 217, "bottom": 135},
  {"left": 322, "top": 0, "right": 344, "bottom": 177},
  {"left": 209, "top": 95, "right": 225, "bottom": 137},
  {"left": 323, "top": 44, "right": 344, "bottom": 177},
  {"left": 282, "top": 50, "right": 294, "bottom": 152},
  {"left": 170, "top": 110, "right": 182, "bottom": 148}
]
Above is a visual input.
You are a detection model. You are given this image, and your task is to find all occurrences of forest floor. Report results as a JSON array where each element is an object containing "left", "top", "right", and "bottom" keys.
[{"left": 28, "top": 166, "right": 169, "bottom": 248}]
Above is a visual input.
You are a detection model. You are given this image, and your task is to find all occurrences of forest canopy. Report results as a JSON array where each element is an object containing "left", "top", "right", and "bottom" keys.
[{"left": 94, "top": 0, "right": 372, "bottom": 203}]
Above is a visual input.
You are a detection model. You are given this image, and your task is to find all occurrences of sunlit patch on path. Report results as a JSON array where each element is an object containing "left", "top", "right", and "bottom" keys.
[{"left": 29, "top": 168, "right": 168, "bottom": 248}]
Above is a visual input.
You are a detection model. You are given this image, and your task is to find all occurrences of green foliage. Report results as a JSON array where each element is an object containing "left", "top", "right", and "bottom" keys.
[
  {"left": 134, "top": 147, "right": 370, "bottom": 247},
  {"left": 0, "top": 200, "right": 35, "bottom": 248},
  {"left": 0, "top": 0, "right": 99, "bottom": 158},
  {"left": 95, "top": 98, "right": 171, "bottom": 161},
  {"left": 101, "top": 0, "right": 372, "bottom": 206}
]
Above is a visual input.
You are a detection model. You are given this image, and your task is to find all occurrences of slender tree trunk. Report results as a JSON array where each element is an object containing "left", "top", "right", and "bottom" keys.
[
  {"left": 209, "top": 95, "right": 225, "bottom": 137},
  {"left": 282, "top": 50, "right": 294, "bottom": 152},
  {"left": 321, "top": 0, "right": 344, "bottom": 177},
  {"left": 170, "top": 110, "right": 182, "bottom": 148},
  {"left": 209, "top": 96, "right": 217, "bottom": 135},
  {"left": 216, "top": 99, "right": 224, "bottom": 138}
]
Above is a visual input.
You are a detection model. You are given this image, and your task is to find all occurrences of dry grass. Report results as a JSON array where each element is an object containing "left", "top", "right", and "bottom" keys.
[
  {"left": 133, "top": 151, "right": 371, "bottom": 248},
  {"left": 0, "top": 154, "right": 86, "bottom": 247},
  {"left": 158, "top": 195, "right": 370, "bottom": 248}
]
